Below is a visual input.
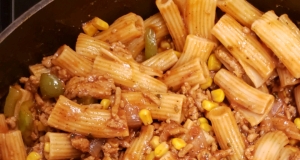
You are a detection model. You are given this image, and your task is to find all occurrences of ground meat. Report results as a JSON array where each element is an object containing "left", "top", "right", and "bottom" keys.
[
  {"left": 41, "top": 56, "right": 54, "bottom": 68},
  {"left": 5, "top": 116, "right": 17, "bottom": 129},
  {"left": 83, "top": 156, "right": 96, "bottom": 160},
  {"left": 106, "top": 116, "right": 127, "bottom": 130},
  {"left": 70, "top": 135, "right": 90, "bottom": 152},
  {"left": 214, "top": 46, "right": 244, "bottom": 78},
  {"left": 64, "top": 75, "right": 115, "bottom": 100},
  {"left": 290, "top": 152, "right": 300, "bottom": 160},
  {"left": 50, "top": 66, "right": 72, "bottom": 82},
  {"left": 19, "top": 75, "right": 39, "bottom": 93}
]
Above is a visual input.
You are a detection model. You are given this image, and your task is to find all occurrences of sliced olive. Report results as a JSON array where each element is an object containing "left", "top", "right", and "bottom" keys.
[
  {"left": 40, "top": 73, "right": 64, "bottom": 98},
  {"left": 4, "top": 86, "right": 22, "bottom": 117}
]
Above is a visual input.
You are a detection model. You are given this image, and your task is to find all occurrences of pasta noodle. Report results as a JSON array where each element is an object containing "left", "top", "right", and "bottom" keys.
[
  {"left": 156, "top": 0, "right": 187, "bottom": 52},
  {"left": 44, "top": 132, "right": 81, "bottom": 160},
  {"left": 252, "top": 10, "right": 300, "bottom": 78},
  {"left": 185, "top": 0, "right": 217, "bottom": 42},
  {"left": 4, "top": 1, "right": 300, "bottom": 159},
  {"left": 211, "top": 14, "right": 275, "bottom": 88},
  {"left": 207, "top": 106, "right": 246, "bottom": 160},
  {"left": 252, "top": 131, "right": 289, "bottom": 160},
  {"left": 47, "top": 95, "right": 129, "bottom": 138}
]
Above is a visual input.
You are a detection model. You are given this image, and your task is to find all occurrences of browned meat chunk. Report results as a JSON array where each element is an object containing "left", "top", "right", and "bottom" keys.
[{"left": 64, "top": 75, "right": 115, "bottom": 100}]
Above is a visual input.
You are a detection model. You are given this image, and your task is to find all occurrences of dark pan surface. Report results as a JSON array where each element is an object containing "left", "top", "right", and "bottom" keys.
[{"left": 0, "top": 0, "right": 300, "bottom": 111}]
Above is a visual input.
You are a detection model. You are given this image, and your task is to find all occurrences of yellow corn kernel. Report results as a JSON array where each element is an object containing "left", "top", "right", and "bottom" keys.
[
  {"left": 198, "top": 117, "right": 209, "bottom": 124},
  {"left": 208, "top": 54, "right": 222, "bottom": 71},
  {"left": 160, "top": 40, "right": 171, "bottom": 50},
  {"left": 200, "top": 77, "right": 213, "bottom": 90},
  {"left": 26, "top": 152, "right": 41, "bottom": 160},
  {"left": 294, "top": 118, "right": 300, "bottom": 129},
  {"left": 101, "top": 99, "right": 111, "bottom": 109},
  {"left": 139, "top": 109, "right": 153, "bottom": 125},
  {"left": 200, "top": 123, "right": 212, "bottom": 132},
  {"left": 211, "top": 89, "right": 225, "bottom": 103},
  {"left": 145, "top": 151, "right": 155, "bottom": 160},
  {"left": 174, "top": 51, "right": 181, "bottom": 58},
  {"left": 150, "top": 136, "right": 160, "bottom": 149},
  {"left": 171, "top": 138, "right": 187, "bottom": 150},
  {"left": 154, "top": 142, "right": 169, "bottom": 158},
  {"left": 91, "top": 17, "right": 109, "bottom": 30},
  {"left": 82, "top": 21, "right": 98, "bottom": 36},
  {"left": 44, "top": 142, "right": 50, "bottom": 153},
  {"left": 202, "top": 100, "right": 218, "bottom": 111}
]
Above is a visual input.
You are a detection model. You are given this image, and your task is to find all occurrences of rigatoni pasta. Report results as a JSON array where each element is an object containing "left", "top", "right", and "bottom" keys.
[
  {"left": 252, "top": 10, "right": 300, "bottom": 78},
  {"left": 4, "top": 0, "right": 300, "bottom": 159},
  {"left": 156, "top": 0, "right": 187, "bottom": 52}
]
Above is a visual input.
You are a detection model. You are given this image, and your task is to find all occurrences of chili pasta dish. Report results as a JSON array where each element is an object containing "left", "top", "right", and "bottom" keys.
[{"left": 1, "top": 0, "right": 300, "bottom": 159}]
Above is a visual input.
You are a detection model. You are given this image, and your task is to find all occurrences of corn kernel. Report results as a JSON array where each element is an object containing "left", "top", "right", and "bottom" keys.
[
  {"left": 139, "top": 109, "right": 153, "bottom": 125},
  {"left": 200, "top": 123, "right": 212, "bottom": 132},
  {"left": 171, "top": 138, "right": 186, "bottom": 150},
  {"left": 202, "top": 100, "right": 218, "bottom": 111},
  {"left": 145, "top": 151, "right": 155, "bottom": 160},
  {"left": 211, "top": 89, "right": 225, "bottom": 103},
  {"left": 208, "top": 54, "right": 222, "bottom": 71},
  {"left": 160, "top": 40, "right": 171, "bottom": 50},
  {"left": 150, "top": 136, "right": 160, "bottom": 149},
  {"left": 44, "top": 142, "right": 50, "bottom": 153},
  {"left": 26, "top": 152, "right": 41, "bottom": 160},
  {"left": 101, "top": 99, "right": 111, "bottom": 109},
  {"left": 174, "top": 51, "right": 181, "bottom": 58},
  {"left": 294, "top": 118, "right": 300, "bottom": 129},
  {"left": 198, "top": 117, "right": 209, "bottom": 124},
  {"left": 154, "top": 142, "right": 169, "bottom": 158},
  {"left": 82, "top": 21, "right": 98, "bottom": 36},
  {"left": 91, "top": 17, "right": 109, "bottom": 30},
  {"left": 200, "top": 77, "right": 213, "bottom": 90}
]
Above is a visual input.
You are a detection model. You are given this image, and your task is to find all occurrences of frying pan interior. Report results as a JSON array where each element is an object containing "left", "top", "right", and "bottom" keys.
[{"left": 0, "top": 0, "right": 300, "bottom": 111}]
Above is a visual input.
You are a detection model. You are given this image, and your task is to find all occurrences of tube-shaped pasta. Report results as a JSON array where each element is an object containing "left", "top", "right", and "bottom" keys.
[
  {"left": 156, "top": 0, "right": 187, "bottom": 52},
  {"left": 207, "top": 106, "right": 246, "bottom": 160},
  {"left": 142, "top": 49, "right": 178, "bottom": 71},
  {"left": 217, "top": 0, "right": 262, "bottom": 27},
  {"left": 279, "top": 14, "right": 300, "bottom": 38},
  {"left": 251, "top": 11, "right": 300, "bottom": 78},
  {"left": 212, "top": 14, "right": 275, "bottom": 88},
  {"left": 127, "top": 13, "right": 169, "bottom": 58},
  {"left": 52, "top": 45, "right": 93, "bottom": 76},
  {"left": 214, "top": 45, "right": 244, "bottom": 78},
  {"left": 252, "top": 131, "right": 289, "bottom": 160},
  {"left": 93, "top": 56, "right": 167, "bottom": 92},
  {"left": 214, "top": 69, "right": 274, "bottom": 115},
  {"left": 94, "top": 13, "right": 144, "bottom": 45},
  {"left": 123, "top": 125, "right": 154, "bottom": 159},
  {"left": 162, "top": 58, "right": 207, "bottom": 91},
  {"left": 185, "top": 0, "right": 217, "bottom": 42},
  {"left": 0, "top": 114, "right": 8, "bottom": 133},
  {"left": 29, "top": 63, "right": 50, "bottom": 79},
  {"left": 48, "top": 95, "right": 129, "bottom": 138},
  {"left": 173, "top": 35, "right": 216, "bottom": 69},
  {"left": 0, "top": 130, "right": 26, "bottom": 160},
  {"left": 278, "top": 146, "right": 299, "bottom": 160},
  {"left": 75, "top": 33, "right": 110, "bottom": 60},
  {"left": 44, "top": 132, "right": 81, "bottom": 160},
  {"left": 121, "top": 92, "right": 186, "bottom": 123},
  {"left": 277, "top": 67, "right": 300, "bottom": 88}
]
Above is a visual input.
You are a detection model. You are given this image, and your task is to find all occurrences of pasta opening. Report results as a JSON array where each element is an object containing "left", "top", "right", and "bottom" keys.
[
  {"left": 207, "top": 106, "right": 228, "bottom": 118},
  {"left": 158, "top": 0, "right": 171, "bottom": 5}
]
